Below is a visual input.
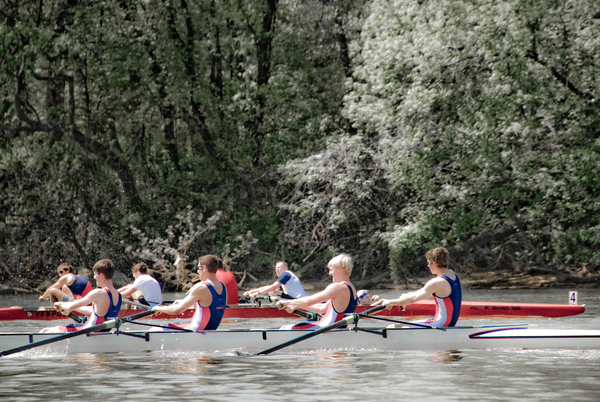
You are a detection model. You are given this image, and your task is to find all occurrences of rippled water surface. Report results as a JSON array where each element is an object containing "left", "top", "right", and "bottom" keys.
[{"left": 1, "top": 289, "right": 599, "bottom": 401}]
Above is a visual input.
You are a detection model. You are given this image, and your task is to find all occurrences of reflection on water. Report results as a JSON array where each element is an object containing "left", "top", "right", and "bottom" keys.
[
  {"left": 429, "top": 350, "right": 463, "bottom": 364},
  {"left": 1, "top": 289, "right": 599, "bottom": 401},
  {"left": 163, "top": 355, "right": 225, "bottom": 374}
]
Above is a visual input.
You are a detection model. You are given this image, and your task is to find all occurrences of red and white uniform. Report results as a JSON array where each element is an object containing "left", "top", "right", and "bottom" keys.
[
  {"left": 287, "top": 282, "right": 357, "bottom": 330},
  {"left": 168, "top": 282, "right": 227, "bottom": 331},
  {"left": 423, "top": 274, "right": 462, "bottom": 327},
  {"left": 59, "top": 288, "right": 122, "bottom": 333}
]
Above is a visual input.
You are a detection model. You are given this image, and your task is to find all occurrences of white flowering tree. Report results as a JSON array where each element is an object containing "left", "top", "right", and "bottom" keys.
[{"left": 280, "top": 0, "right": 600, "bottom": 280}]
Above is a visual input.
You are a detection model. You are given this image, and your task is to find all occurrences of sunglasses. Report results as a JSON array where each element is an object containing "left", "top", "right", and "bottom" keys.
[{"left": 57, "top": 269, "right": 69, "bottom": 274}]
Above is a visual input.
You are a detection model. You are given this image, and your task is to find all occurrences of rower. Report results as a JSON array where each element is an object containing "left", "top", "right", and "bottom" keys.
[
  {"left": 278, "top": 254, "right": 357, "bottom": 330},
  {"left": 39, "top": 262, "right": 93, "bottom": 305},
  {"left": 372, "top": 247, "right": 462, "bottom": 327},
  {"left": 41, "top": 259, "right": 123, "bottom": 333},
  {"left": 152, "top": 255, "right": 227, "bottom": 331},
  {"left": 244, "top": 261, "right": 306, "bottom": 300},
  {"left": 118, "top": 263, "right": 163, "bottom": 308},
  {"left": 357, "top": 290, "right": 371, "bottom": 306}
]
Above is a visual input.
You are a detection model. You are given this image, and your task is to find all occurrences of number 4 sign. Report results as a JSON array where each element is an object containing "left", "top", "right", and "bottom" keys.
[{"left": 569, "top": 291, "right": 578, "bottom": 305}]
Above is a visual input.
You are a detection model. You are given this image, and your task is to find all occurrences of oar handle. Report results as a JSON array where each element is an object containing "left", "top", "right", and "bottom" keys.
[
  {"left": 53, "top": 303, "right": 84, "bottom": 324},
  {"left": 68, "top": 313, "right": 84, "bottom": 323},
  {"left": 275, "top": 302, "right": 319, "bottom": 321}
]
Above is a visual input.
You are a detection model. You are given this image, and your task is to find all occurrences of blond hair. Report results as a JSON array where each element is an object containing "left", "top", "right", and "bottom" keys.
[{"left": 328, "top": 254, "right": 353, "bottom": 276}]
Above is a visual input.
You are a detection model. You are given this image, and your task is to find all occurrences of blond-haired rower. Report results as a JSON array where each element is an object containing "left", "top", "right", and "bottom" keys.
[{"left": 279, "top": 254, "right": 357, "bottom": 330}]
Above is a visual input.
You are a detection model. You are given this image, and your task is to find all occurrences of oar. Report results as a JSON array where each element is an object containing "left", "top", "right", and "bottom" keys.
[
  {"left": 53, "top": 303, "right": 86, "bottom": 323},
  {"left": 0, "top": 309, "right": 155, "bottom": 358},
  {"left": 236, "top": 305, "right": 386, "bottom": 356},
  {"left": 123, "top": 299, "right": 152, "bottom": 310},
  {"left": 275, "top": 302, "right": 319, "bottom": 321},
  {"left": 67, "top": 312, "right": 85, "bottom": 323},
  {"left": 249, "top": 294, "right": 280, "bottom": 304},
  {"left": 365, "top": 315, "right": 446, "bottom": 330}
]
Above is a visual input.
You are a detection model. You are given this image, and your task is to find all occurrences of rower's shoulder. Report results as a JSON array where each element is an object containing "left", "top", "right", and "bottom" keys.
[
  {"left": 425, "top": 275, "right": 450, "bottom": 290},
  {"left": 330, "top": 280, "right": 355, "bottom": 294},
  {"left": 442, "top": 270, "right": 457, "bottom": 280}
]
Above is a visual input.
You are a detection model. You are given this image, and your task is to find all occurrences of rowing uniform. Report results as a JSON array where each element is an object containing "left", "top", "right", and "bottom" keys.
[
  {"left": 423, "top": 273, "right": 462, "bottom": 327},
  {"left": 168, "top": 282, "right": 227, "bottom": 331},
  {"left": 59, "top": 288, "right": 122, "bottom": 332},
  {"left": 68, "top": 275, "right": 93, "bottom": 300},
  {"left": 286, "top": 282, "right": 357, "bottom": 330},
  {"left": 130, "top": 274, "right": 163, "bottom": 307},
  {"left": 277, "top": 271, "right": 306, "bottom": 299}
]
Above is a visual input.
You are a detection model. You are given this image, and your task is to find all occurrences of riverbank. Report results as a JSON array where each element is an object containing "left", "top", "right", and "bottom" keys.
[
  {"left": 351, "top": 265, "right": 600, "bottom": 291},
  {"left": 2, "top": 264, "right": 598, "bottom": 296}
]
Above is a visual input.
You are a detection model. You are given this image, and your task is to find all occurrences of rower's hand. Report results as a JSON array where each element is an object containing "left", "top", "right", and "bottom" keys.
[
  {"left": 277, "top": 300, "right": 294, "bottom": 311},
  {"left": 54, "top": 302, "right": 70, "bottom": 316},
  {"left": 38, "top": 295, "right": 46, "bottom": 302},
  {"left": 371, "top": 298, "right": 392, "bottom": 309},
  {"left": 275, "top": 301, "right": 292, "bottom": 312}
]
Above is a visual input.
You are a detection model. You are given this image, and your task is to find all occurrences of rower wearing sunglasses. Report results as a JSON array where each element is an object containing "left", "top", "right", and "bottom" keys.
[
  {"left": 39, "top": 262, "right": 93, "bottom": 305},
  {"left": 152, "top": 255, "right": 227, "bottom": 331}
]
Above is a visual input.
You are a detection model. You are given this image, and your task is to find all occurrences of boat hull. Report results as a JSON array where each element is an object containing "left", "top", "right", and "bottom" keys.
[
  {"left": 1, "top": 325, "right": 599, "bottom": 355},
  {"left": 0, "top": 300, "right": 585, "bottom": 322}
]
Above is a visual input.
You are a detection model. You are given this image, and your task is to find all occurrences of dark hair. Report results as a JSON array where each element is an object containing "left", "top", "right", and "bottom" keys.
[
  {"left": 198, "top": 255, "right": 219, "bottom": 274},
  {"left": 213, "top": 255, "right": 223, "bottom": 269},
  {"left": 132, "top": 262, "right": 148, "bottom": 274},
  {"left": 93, "top": 259, "right": 115, "bottom": 279},
  {"left": 425, "top": 247, "right": 449, "bottom": 269},
  {"left": 57, "top": 262, "right": 73, "bottom": 274}
]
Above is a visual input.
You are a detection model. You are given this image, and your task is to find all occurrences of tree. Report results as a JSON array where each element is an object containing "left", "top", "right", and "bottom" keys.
[{"left": 343, "top": 0, "right": 600, "bottom": 276}]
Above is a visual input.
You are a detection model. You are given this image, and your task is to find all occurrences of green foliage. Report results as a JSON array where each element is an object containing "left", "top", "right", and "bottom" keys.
[
  {"left": 2, "top": 0, "right": 599, "bottom": 292},
  {"left": 342, "top": 0, "right": 600, "bottom": 276}
]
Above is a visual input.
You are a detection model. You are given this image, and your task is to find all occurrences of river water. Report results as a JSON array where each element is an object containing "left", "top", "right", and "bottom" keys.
[{"left": 1, "top": 289, "right": 599, "bottom": 401}]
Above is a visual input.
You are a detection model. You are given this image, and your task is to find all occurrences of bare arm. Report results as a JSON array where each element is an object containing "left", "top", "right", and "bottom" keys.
[
  {"left": 278, "top": 283, "right": 343, "bottom": 315},
  {"left": 54, "top": 288, "right": 103, "bottom": 316},
  {"left": 118, "top": 283, "right": 132, "bottom": 293},
  {"left": 39, "top": 275, "right": 73, "bottom": 300},
  {"left": 119, "top": 284, "right": 138, "bottom": 298},
  {"left": 243, "top": 282, "right": 282, "bottom": 298},
  {"left": 372, "top": 277, "right": 448, "bottom": 308},
  {"left": 152, "top": 283, "right": 205, "bottom": 315}
]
